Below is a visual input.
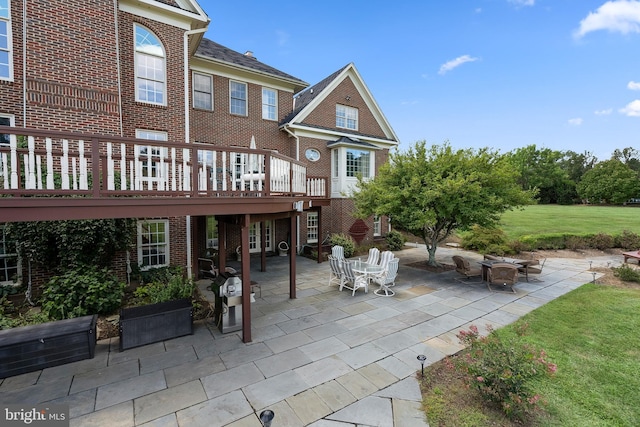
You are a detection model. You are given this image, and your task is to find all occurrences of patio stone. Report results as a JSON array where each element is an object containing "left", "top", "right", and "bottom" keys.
[
  {"left": 134, "top": 380, "right": 207, "bottom": 425},
  {"left": 313, "top": 380, "right": 357, "bottom": 411},
  {"left": 70, "top": 400, "right": 133, "bottom": 427},
  {"left": 287, "top": 389, "right": 333, "bottom": 425},
  {"left": 200, "top": 362, "right": 264, "bottom": 399},
  {"left": 95, "top": 370, "right": 166, "bottom": 410},
  {"left": 336, "top": 370, "right": 378, "bottom": 399},
  {"left": 176, "top": 389, "right": 253, "bottom": 427}
]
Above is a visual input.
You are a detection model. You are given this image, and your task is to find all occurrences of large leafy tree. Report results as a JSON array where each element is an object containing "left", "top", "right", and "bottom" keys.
[
  {"left": 577, "top": 159, "right": 640, "bottom": 204},
  {"left": 612, "top": 147, "right": 640, "bottom": 173},
  {"left": 351, "top": 141, "right": 536, "bottom": 266},
  {"left": 505, "top": 145, "right": 568, "bottom": 204}
]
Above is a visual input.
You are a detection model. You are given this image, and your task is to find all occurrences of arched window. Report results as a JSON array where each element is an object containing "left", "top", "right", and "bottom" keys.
[{"left": 134, "top": 24, "right": 165, "bottom": 105}]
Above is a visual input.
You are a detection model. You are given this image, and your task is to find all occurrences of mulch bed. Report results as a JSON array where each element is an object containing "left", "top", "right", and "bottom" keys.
[{"left": 406, "top": 261, "right": 456, "bottom": 274}]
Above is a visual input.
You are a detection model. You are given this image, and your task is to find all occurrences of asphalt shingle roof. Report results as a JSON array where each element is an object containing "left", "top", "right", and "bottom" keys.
[{"left": 195, "top": 38, "right": 307, "bottom": 87}]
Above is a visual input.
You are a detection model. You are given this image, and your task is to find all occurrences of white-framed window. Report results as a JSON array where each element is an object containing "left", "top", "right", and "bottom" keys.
[
  {"left": 373, "top": 215, "right": 381, "bottom": 236},
  {"left": 307, "top": 212, "right": 319, "bottom": 243},
  {"left": 336, "top": 104, "right": 358, "bottom": 130},
  {"left": 193, "top": 72, "right": 213, "bottom": 110},
  {"left": 134, "top": 24, "right": 166, "bottom": 105},
  {"left": 137, "top": 219, "right": 169, "bottom": 269},
  {"left": 0, "top": 224, "right": 20, "bottom": 285},
  {"left": 346, "top": 148, "right": 371, "bottom": 177},
  {"left": 332, "top": 150, "right": 339, "bottom": 178},
  {"left": 0, "top": 0, "right": 13, "bottom": 81},
  {"left": 262, "top": 87, "right": 277, "bottom": 120},
  {"left": 135, "top": 129, "right": 168, "bottom": 187},
  {"left": 230, "top": 81, "right": 247, "bottom": 116},
  {"left": 0, "top": 114, "right": 14, "bottom": 146}
]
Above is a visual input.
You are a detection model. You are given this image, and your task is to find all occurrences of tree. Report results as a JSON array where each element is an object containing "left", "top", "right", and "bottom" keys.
[
  {"left": 505, "top": 145, "right": 568, "bottom": 204},
  {"left": 351, "top": 141, "right": 536, "bottom": 266},
  {"left": 577, "top": 159, "right": 640, "bottom": 204},
  {"left": 612, "top": 147, "right": 640, "bottom": 173},
  {"left": 557, "top": 150, "right": 598, "bottom": 204}
]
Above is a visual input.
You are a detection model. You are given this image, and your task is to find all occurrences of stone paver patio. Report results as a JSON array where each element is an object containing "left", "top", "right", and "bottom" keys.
[{"left": 0, "top": 245, "right": 619, "bottom": 426}]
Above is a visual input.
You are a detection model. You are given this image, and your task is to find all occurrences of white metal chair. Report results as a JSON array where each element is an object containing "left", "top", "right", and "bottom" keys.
[
  {"left": 372, "top": 258, "right": 399, "bottom": 296},
  {"left": 331, "top": 245, "right": 345, "bottom": 261},
  {"left": 378, "top": 250, "right": 394, "bottom": 270},
  {"left": 339, "top": 260, "right": 368, "bottom": 296},
  {"left": 328, "top": 255, "right": 343, "bottom": 287},
  {"left": 365, "top": 247, "right": 380, "bottom": 265}
]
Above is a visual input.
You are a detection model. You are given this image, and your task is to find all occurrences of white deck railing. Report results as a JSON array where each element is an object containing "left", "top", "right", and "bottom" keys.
[{"left": 0, "top": 127, "right": 327, "bottom": 199}]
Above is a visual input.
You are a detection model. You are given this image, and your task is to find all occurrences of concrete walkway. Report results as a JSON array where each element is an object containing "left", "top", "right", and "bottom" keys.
[{"left": 0, "top": 246, "right": 620, "bottom": 426}]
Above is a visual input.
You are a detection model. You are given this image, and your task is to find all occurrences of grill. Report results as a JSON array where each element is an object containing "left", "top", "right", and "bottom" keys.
[{"left": 212, "top": 272, "right": 243, "bottom": 333}]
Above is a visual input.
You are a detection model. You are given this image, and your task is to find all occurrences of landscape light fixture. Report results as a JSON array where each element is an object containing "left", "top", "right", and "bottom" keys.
[
  {"left": 259, "top": 409, "right": 275, "bottom": 427},
  {"left": 417, "top": 354, "right": 427, "bottom": 378},
  {"left": 592, "top": 272, "right": 597, "bottom": 283},
  {"left": 589, "top": 260, "right": 592, "bottom": 269}
]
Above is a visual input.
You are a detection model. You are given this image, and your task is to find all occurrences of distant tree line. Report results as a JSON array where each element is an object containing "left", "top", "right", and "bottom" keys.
[{"left": 505, "top": 146, "right": 640, "bottom": 205}]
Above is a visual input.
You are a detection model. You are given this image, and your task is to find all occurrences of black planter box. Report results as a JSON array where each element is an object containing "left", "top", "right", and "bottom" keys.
[
  {"left": 0, "top": 314, "right": 97, "bottom": 378},
  {"left": 119, "top": 298, "right": 193, "bottom": 351}
]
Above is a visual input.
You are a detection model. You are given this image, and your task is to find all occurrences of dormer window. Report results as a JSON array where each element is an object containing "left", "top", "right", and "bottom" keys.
[
  {"left": 336, "top": 104, "right": 358, "bottom": 130},
  {"left": 134, "top": 24, "right": 166, "bottom": 105}
]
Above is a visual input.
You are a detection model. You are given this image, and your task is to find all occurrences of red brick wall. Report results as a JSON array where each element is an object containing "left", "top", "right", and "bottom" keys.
[
  {"left": 301, "top": 77, "right": 387, "bottom": 139},
  {"left": 14, "top": 0, "right": 121, "bottom": 134},
  {"left": 118, "top": 14, "right": 186, "bottom": 143},
  {"left": 190, "top": 74, "right": 295, "bottom": 157}
]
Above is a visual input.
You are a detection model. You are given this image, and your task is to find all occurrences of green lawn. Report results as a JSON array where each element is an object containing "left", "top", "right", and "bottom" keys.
[
  {"left": 499, "top": 205, "right": 640, "bottom": 240},
  {"left": 498, "top": 284, "right": 640, "bottom": 426}
]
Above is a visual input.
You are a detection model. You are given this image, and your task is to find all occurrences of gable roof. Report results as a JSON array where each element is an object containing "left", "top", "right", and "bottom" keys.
[
  {"left": 280, "top": 63, "right": 399, "bottom": 145},
  {"left": 195, "top": 38, "right": 308, "bottom": 92}
]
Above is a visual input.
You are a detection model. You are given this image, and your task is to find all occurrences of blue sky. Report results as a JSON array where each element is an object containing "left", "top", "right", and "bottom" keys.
[{"left": 198, "top": 0, "right": 640, "bottom": 161}]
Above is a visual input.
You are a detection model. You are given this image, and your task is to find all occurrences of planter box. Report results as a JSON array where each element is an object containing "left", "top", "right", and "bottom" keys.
[
  {"left": 0, "top": 314, "right": 97, "bottom": 378},
  {"left": 119, "top": 298, "right": 193, "bottom": 351}
]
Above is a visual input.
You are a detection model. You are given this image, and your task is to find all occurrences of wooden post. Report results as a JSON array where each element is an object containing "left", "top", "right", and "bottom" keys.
[
  {"left": 241, "top": 214, "right": 252, "bottom": 343},
  {"left": 289, "top": 213, "right": 297, "bottom": 299}
]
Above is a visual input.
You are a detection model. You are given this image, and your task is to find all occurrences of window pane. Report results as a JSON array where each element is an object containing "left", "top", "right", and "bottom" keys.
[
  {"left": 346, "top": 149, "right": 370, "bottom": 177},
  {"left": 0, "top": 0, "right": 8, "bottom": 19},
  {"left": 135, "top": 26, "right": 163, "bottom": 57},
  {"left": 262, "top": 88, "right": 276, "bottom": 120},
  {"left": 230, "top": 81, "right": 247, "bottom": 115},
  {"left": 194, "top": 73, "right": 212, "bottom": 110}
]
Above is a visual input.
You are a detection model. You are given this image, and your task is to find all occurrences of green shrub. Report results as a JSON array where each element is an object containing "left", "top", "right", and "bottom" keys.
[
  {"left": 133, "top": 268, "right": 195, "bottom": 305},
  {"left": 456, "top": 324, "right": 557, "bottom": 421},
  {"left": 461, "top": 225, "right": 510, "bottom": 254},
  {"left": 139, "top": 265, "right": 182, "bottom": 285},
  {"left": 612, "top": 264, "right": 640, "bottom": 283},
  {"left": 330, "top": 233, "right": 356, "bottom": 258},
  {"left": 41, "top": 266, "right": 125, "bottom": 320},
  {"left": 385, "top": 230, "right": 406, "bottom": 251},
  {"left": 565, "top": 235, "right": 590, "bottom": 250},
  {"left": 615, "top": 230, "right": 640, "bottom": 250},
  {"left": 519, "top": 233, "right": 567, "bottom": 250},
  {"left": 591, "top": 233, "right": 615, "bottom": 250}
]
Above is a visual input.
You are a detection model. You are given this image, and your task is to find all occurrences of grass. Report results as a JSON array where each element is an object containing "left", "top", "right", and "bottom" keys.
[
  {"left": 421, "top": 283, "right": 640, "bottom": 426},
  {"left": 499, "top": 205, "right": 640, "bottom": 240}
]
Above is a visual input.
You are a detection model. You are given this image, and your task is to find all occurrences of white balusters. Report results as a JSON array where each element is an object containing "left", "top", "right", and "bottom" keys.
[
  {"left": 61, "top": 139, "right": 70, "bottom": 190},
  {"left": 78, "top": 140, "right": 88, "bottom": 190},
  {"left": 120, "top": 143, "right": 127, "bottom": 191},
  {"left": 107, "top": 143, "right": 114, "bottom": 190},
  {"left": 27, "top": 136, "right": 36, "bottom": 189},
  {"left": 45, "top": 138, "right": 54, "bottom": 189}
]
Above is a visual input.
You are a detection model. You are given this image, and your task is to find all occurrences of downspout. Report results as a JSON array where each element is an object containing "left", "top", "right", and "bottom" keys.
[
  {"left": 183, "top": 27, "right": 207, "bottom": 278},
  {"left": 282, "top": 124, "right": 301, "bottom": 252},
  {"left": 113, "top": 0, "right": 123, "bottom": 135}
]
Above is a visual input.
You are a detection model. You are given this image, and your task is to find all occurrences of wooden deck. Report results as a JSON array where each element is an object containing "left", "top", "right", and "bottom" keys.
[{"left": 0, "top": 127, "right": 329, "bottom": 222}]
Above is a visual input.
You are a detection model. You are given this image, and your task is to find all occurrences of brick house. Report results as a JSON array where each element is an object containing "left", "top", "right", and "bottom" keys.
[{"left": 0, "top": 0, "right": 399, "bottom": 340}]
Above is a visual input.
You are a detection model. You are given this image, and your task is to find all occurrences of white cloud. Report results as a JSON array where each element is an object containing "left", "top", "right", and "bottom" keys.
[
  {"left": 595, "top": 108, "right": 613, "bottom": 115},
  {"left": 628, "top": 80, "right": 640, "bottom": 90},
  {"left": 438, "top": 55, "right": 479, "bottom": 75},
  {"left": 619, "top": 99, "right": 640, "bottom": 116},
  {"left": 508, "top": 0, "right": 535, "bottom": 7},
  {"left": 574, "top": 0, "right": 640, "bottom": 39},
  {"left": 568, "top": 117, "right": 584, "bottom": 126}
]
